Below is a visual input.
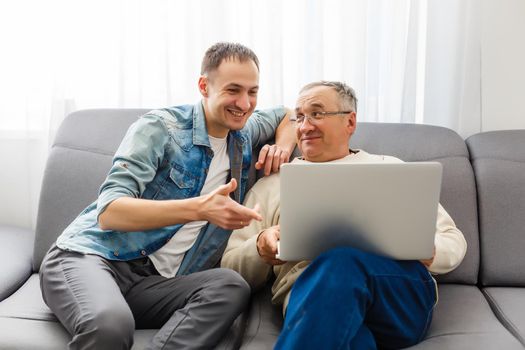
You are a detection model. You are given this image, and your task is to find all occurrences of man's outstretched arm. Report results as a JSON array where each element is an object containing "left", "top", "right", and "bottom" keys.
[{"left": 99, "top": 178, "right": 262, "bottom": 232}]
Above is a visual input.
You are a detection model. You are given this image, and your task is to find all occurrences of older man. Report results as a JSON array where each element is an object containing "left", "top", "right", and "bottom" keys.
[{"left": 221, "top": 81, "right": 467, "bottom": 349}]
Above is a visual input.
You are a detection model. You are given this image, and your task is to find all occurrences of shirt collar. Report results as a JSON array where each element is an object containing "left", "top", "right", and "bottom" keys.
[{"left": 193, "top": 101, "right": 211, "bottom": 147}]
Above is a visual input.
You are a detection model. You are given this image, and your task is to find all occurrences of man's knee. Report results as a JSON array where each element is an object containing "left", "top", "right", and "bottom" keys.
[
  {"left": 215, "top": 268, "right": 250, "bottom": 296},
  {"left": 292, "top": 247, "right": 374, "bottom": 295},
  {"left": 313, "top": 247, "right": 367, "bottom": 272},
  {"left": 77, "top": 308, "right": 135, "bottom": 349},
  {"left": 210, "top": 268, "right": 251, "bottom": 308}
]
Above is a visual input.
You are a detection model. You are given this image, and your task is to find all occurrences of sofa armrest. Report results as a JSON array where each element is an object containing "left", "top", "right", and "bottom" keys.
[{"left": 0, "top": 225, "right": 34, "bottom": 300}]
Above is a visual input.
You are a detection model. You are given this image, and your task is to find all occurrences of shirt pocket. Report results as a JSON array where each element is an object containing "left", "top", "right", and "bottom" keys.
[
  {"left": 170, "top": 165, "right": 197, "bottom": 189},
  {"left": 153, "top": 164, "right": 198, "bottom": 200}
]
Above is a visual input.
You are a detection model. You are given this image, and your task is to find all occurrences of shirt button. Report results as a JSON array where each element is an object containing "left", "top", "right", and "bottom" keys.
[
  {"left": 113, "top": 251, "right": 119, "bottom": 257},
  {"left": 140, "top": 250, "right": 147, "bottom": 256}
]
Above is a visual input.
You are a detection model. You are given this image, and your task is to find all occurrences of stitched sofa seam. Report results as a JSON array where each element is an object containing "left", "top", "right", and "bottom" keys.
[
  {"left": 53, "top": 143, "right": 115, "bottom": 157},
  {"left": 482, "top": 289, "right": 525, "bottom": 346}
]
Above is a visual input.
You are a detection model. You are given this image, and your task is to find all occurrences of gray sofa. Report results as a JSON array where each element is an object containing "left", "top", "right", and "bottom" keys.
[{"left": 0, "top": 109, "right": 524, "bottom": 349}]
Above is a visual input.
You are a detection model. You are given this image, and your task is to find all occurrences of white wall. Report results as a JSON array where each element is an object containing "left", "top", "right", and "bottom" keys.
[{"left": 481, "top": 0, "right": 525, "bottom": 131}]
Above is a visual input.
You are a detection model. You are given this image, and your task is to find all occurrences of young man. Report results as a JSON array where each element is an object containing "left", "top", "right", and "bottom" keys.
[
  {"left": 221, "top": 81, "right": 467, "bottom": 349},
  {"left": 39, "top": 42, "right": 295, "bottom": 350}
]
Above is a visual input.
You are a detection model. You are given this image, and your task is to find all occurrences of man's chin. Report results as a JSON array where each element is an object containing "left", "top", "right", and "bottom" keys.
[
  {"left": 227, "top": 118, "right": 248, "bottom": 131},
  {"left": 301, "top": 147, "right": 322, "bottom": 161}
]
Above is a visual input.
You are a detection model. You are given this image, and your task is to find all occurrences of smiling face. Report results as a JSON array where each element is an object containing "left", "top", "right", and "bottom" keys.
[
  {"left": 295, "top": 85, "right": 356, "bottom": 162},
  {"left": 198, "top": 58, "right": 259, "bottom": 138}
]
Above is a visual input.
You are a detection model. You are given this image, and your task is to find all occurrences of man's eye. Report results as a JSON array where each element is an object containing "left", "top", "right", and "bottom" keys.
[{"left": 227, "top": 89, "right": 239, "bottom": 94}]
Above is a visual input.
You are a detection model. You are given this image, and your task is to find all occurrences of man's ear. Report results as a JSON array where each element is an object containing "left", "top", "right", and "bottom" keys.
[
  {"left": 198, "top": 76, "right": 208, "bottom": 97},
  {"left": 347, "top": 111, "right": 357, "bottom": 135}
]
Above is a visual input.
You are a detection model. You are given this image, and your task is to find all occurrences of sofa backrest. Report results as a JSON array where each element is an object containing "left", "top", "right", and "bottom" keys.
[
  {"left": 33, "top": 109, "right": 149, "bottom": 271},
  {"left": 467, "top": 130, "right": 525, "bottom": 286},
  {"left": 349, "top": 122, "right": 479, "bottom": 284},
  {"left": 33, "top": 111, "right": 481, "bottom": 286}
]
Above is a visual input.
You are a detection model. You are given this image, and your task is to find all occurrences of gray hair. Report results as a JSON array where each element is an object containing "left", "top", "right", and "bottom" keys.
[
  {"left": 201, "top": 42, "right": 260, "bottom": 75},
  {"left": 300, "top": 81, "right": 358, "bottom": 112}
]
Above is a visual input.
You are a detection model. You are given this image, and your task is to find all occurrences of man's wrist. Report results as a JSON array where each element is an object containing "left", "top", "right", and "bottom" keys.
[
  {"left": 255, "top": 229, "right": 265, "bottom": 257},
  {"left": 183, "top": 196, "right": 203, "bottom": 222}
]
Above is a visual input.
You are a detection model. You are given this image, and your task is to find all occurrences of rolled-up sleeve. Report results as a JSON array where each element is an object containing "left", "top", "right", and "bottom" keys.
[
  {"left": 96, "top": 114, "right": 168, "bottom": 218},
  {"left": 244, "top": 106, "right": 286, "bottom": 148}
]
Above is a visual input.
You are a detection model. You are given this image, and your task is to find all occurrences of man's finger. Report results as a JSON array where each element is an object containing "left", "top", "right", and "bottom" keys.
[
  {"left": 264, "top": 146, "right": 275, "bottom": 175},
  {"left": 216, "top": 178, "right": 237, "bottom": 196},
  {"left": 280, "top": 151, "right": 290, "bottom": 164},
  {"left": 234, "top": 203, "right": 262, "bottom": 222},
  {"left": 272, "top": 150, "right": 281, "bottom": 173},
  {"left": 255, "top": 145, "right": 270, "bottom": 169}
]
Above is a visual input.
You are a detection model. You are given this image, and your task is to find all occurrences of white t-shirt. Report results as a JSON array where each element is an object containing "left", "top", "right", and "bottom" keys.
[{"left": 149, "top": 135, "right": 230, "bottom": 278}]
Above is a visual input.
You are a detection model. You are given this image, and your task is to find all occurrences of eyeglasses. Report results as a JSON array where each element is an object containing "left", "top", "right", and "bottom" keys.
[{"left": 289, "top": 111, "right": 352, "bottom": 127}]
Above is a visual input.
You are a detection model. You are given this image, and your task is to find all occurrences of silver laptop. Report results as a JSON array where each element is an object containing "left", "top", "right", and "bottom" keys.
[{"left": 277, "top": 162, "right": 442, "bottom": 261}]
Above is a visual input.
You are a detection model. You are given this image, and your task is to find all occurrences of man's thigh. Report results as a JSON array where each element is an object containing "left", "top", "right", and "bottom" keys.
[
  {"left": 125, "top": 267, "right": 240, "bottom": 329},
  {"left": 39, "top": 245, "right": 134, "bottom": 335}
]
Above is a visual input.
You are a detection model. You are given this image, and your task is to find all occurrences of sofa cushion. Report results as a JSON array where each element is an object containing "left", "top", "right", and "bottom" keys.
[
  {"left": 0, "top": 225, "right": 33, "bottom": 300},
  {"left": 239, "top": 284, "right": 283, "bottom": 350},
  {"left": 33, "top": 109, "right": 149, "bottom": 270},
  {"left": 405, "top": 285, "right": 523, "bottom": 349},
  {"left": 0, "top": 317, "right": 158, "bottom": 350},
  {"left": 350, "top": 122, "right": 479, "bottom": 284},
  {"left": 483, "top": 287, "right": 525, "bottom": 347},
  {"left": 467, "top": 130, "right": 525, "bottom": 286},
  {"left": 240, "top": 284, "right": 523, "bottom": 349},
  {"left": 0, "top": 274, "right": 246, "bottom": 349}
]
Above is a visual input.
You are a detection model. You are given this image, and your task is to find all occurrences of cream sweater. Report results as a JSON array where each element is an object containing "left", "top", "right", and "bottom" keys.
[{"left": 221, "top": 150, "right": 467, "bottom": 312}]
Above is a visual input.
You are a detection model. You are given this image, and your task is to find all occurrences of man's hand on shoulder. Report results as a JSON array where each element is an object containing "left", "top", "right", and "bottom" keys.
[
  {"left": 256, "top": 225, "right": 285, "bottom": 265},
  {"left": 255, "top": 107, "right": 296, "bottom": 176},
  {"left": 255, "top": 144, "right": 291, "bottom": 176}
]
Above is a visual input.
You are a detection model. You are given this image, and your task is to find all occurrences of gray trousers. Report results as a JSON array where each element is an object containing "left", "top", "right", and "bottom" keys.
[{"left": 39, "top": 244, "right": 250, "bottom": 350}]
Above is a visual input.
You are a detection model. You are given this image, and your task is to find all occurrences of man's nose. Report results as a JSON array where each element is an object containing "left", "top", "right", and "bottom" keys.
[
  {"left": 299, "top": 117, "right": 316, "bottom": 132},
  {"left": 236, "top": 92, "right": 251, "bottom": 111}
]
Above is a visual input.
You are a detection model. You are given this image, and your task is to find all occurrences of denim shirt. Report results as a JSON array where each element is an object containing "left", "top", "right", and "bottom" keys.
[{"left": 56, "top": 102, "right": 286, "bottom": 263}]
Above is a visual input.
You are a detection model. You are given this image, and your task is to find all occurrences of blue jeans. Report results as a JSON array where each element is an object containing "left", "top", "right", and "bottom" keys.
[{"left": 275, "top": 247, "right": 437, "bottom": 350}]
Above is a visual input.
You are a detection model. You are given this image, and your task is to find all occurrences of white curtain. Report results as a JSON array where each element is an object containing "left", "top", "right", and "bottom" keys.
[{"left": 0, "top": 0, "right": 480, "bottom": 229}]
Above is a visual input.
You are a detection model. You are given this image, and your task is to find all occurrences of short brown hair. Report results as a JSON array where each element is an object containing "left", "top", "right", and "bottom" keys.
[{"left": 201, "top": 42, "right": 260, "bottom": 76}]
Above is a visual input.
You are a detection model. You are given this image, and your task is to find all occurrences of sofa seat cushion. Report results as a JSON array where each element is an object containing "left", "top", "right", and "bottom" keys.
[
  {"left": 0, "top": 273, "right": 245, "bottom": 350},
  {"left": 405, "top": 285, "right": 522, "bottom": 349},
  {"left": 483, "top": 287, "right": 525, "bottom": 347},
  {"left": 0, "top": 274, "right": 156, "bottom": 349},
  {"left": 240, "top": 284, "right": 283, "bottom": 350},
  {"left": 240, "top": 284, "right": 523, "bottom": 349},
  {"left": 0, "top": 274, "right": 56, "bottom": 321}
]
